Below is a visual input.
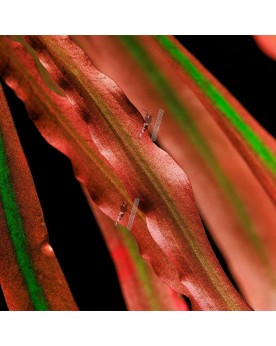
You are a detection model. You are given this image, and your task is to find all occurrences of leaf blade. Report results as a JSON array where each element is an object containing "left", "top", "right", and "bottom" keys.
[
  {"left": 82, "top": 186, "right": 189, "bottom": 311},
  {"left": 154, "top": 36, "right": 276, "bottom": 203},
  {"left": 0, "top": 82, "right": 78, "bottom": 310}
]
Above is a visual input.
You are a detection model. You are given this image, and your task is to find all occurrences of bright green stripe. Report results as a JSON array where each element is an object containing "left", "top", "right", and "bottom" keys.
[
  {"left": 155, "top": 35, "right": 276, "bottom": 176},
  {"left": 119, "top": 225, "right": 164, "bottom": 310},
  {"left": 119, "top": 35, "right": 270, "bottom": 273},
  {"left": 0, "top": 132, "right": 49, "bottom": 310}
]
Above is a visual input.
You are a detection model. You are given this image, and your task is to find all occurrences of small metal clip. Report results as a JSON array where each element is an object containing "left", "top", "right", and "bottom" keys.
[{"left": 114, "top": 202, "right": 128, "bottom": 227}]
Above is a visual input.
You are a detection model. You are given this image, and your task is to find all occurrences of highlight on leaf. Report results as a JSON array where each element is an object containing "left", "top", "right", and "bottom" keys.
[{"left": 0, "top": 35, "right": 274, "bottom": 311}]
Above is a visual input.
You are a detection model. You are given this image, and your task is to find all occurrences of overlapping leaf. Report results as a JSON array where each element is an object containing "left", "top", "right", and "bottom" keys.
[
  {"left": 72, "top": 35, "right": 276, "bottom": 310},
  {"left": 82, "top": 186, "right": 189, "bottom": 311},
  {"left": 0, "top": 83, "right": 78, "bottom": 310},
  {"left": 0, "top": 36, "right": 251, "bottom": 310}
]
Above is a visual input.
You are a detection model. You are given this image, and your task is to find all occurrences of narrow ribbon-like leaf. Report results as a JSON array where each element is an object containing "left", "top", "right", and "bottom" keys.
[
  {"left": 0, "top": 83, "right": 78, "bottom": 310},
  {"left": 72, "top": 35, "right": 276, "bottom": 310},
  {"left": 82, "top": 186, "right": 189, "bottom": 311},
  {"left": 153, "top": 36, "right": 276, "bottom": 204},
  {"left": 0, "top": 36, "right": 252, "bottom": 310}
]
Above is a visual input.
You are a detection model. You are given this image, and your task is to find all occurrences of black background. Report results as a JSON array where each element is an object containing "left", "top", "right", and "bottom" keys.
[{"left": 0, "top": 36, "right": 275, "bottom": 310}]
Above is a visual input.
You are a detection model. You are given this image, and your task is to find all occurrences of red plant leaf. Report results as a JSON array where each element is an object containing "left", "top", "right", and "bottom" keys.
[
  {"left": 0, "top": 35, "right": 251, "bottom": 310},
  {"left": 82, "top": 186, "right": 189, "bottom": 311},
  {"left": 72, "top": 35, "right": 276, "bottom": 310},
  {"left": 0, "top": 83, "right": 78, "bottom": 310},
  {"left": 254, "top": 35, "right": 276, "bottom": 60}
]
